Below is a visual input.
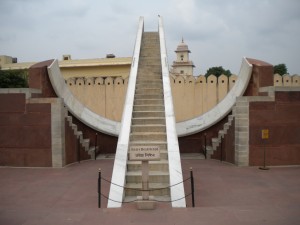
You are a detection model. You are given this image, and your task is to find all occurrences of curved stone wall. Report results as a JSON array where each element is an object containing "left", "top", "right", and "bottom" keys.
[
  {"left": 176, "top": 57, "right": 253, "bottom": 136},
  {"left": 47, "top": 60, "right": 120, "bottom": 136},
  {"left": 48, "top": 57, "right": 252, "bottom": 137}
]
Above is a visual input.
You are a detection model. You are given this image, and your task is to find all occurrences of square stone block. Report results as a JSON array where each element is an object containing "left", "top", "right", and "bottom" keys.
[{"left": 136, "top": 196, "right": 156, "bottom": 210}]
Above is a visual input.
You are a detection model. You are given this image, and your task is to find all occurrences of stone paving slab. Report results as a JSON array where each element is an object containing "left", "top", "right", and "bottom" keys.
[{"left": 0, "top": 159, "right": 300, "bottom": 225}]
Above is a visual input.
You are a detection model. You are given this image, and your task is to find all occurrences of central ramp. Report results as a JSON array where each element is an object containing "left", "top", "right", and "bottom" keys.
[
  {"left": 108, "top": 17, "right": 185, "bottom": 208},
  {"left": 125, "top": 32, "right": 170, "bottom": 203}
]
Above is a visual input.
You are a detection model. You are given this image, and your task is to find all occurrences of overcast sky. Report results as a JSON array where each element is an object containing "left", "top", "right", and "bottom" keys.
[{"left": 1, "top": 0, "right": 299, "bottom": 75}]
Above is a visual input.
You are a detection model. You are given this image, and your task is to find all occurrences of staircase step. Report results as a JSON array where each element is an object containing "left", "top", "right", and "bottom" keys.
[
  {"left": 130, "top": 132, "right": 167, "bottom": 142},
  {"left": 123, "top": 195, "right": 171, "bottom": 203},
  {"left": 219, "top": 130, "right": 226, "bottom": 138},
  {"left": 140, "top": 52, "right": 161, "bottom": 57},
  {"left": 133, "top": 105, "right": 164, "bottom": 111},
  {"left": 125, "top": 182, "right": 170, "bottom": 196},
  {"left": 131, "top": 124, "right": 166, "bottom": 133},
  {"left": 136, "top": 83, "right": 163, "bottom": 89},
  {"left": 139, "top": 57, "right": 161, "bottom": 63},
  {"left": 129, "top": 141, "right": 167, "bottom": 151},
  {"left": 138, "top": 67, "right": 162, "bottom": 73},
  {"left": 205, "top": 146, "right": 214, "bottom": 159},
  {"left": 132, "top": 117, "right": 165, "bottom": 125},
  {"left": 134, "top": 94, "right": 163, "bottom": 100},
  {"left": 135, "top": 88, "right": 162, "bottom": 95},
  {"left": 126, "top": 171, "right": 170, "bottom": 183},
  {"left": 76, "top": 131, "right": 83, "bottom": 138},
  {"left": 137, "top": 77, "right": 162, "bottom": 82},
  {"left": 224, "top": 123, "right": 230, "bottom": 131},
  {"left": 136, "top": 80, "right": 162, "bottom": 85},
  {"left": 66, "top": 116, "right": 72, "bottom": 123},
  {"left": 212, "top": 138, "right": 220, "bottom": 150},
  {"left": 133, "top": 111, "right": 165, "bottom": 118},
  {"left": 127, "top": 160, "right": 169, "bottom": 171},
  {"left": 81, "top": 139, "right": 90, "bottom": 149},
  {"left": 134, "top": 99, "right": 164, "bottom": 105}
]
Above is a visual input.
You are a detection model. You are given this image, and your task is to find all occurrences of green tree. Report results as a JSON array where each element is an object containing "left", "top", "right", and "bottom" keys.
[
  {"left": 205, "top": 66, "right": 232, "bottom": 77},
  {"left": 274, "top": 63, "right": 288, "bottom": 76},
  {"left": 0, "top": 70, "right": 28, "bottom": 88}
]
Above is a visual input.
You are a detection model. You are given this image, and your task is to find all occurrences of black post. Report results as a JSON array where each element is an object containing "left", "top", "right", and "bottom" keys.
[
  {"left": 98, "top": 168, "right": 101, "bottom": 208},
  {"left": 204, "top": 133, "right": 207, "bottom": 159},
  {"left": 77, "top": 138, "right": 81, "bottom": 163},
  {"left": 259, "top": 140, "right": 269, "bottom": 170},
  {"left": 94, "top": 133, "right": 98, "bottom": 160},
  {"left": 220, "top": 137, "right": 223, "bottom": 162},
  {"left": 190, "top": 167, "right": 195, "bottom": 207}
]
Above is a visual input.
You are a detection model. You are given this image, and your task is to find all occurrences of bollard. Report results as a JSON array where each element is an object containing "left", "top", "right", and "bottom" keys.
[
  {"left": 94, "top": 133, "right": 98, "bottom": 160},
  {"left": 98, "top": 168, "right": 101, "bottom": 208},
  {"left": 190, "top": 167, "right": 195, "bottom": 207},
  {"left": 259, "top": 141, "right": 269, "bottom": 170}
]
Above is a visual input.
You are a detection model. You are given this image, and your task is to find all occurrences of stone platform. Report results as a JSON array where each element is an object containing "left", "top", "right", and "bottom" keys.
[{"left": 0, "top": 158, "right": 299, "bottom": 225}]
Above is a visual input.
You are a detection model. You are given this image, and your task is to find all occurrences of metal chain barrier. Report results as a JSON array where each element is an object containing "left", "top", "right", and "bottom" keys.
[{"left": 98, "top": 167, "right": 195, "bottom": 207}]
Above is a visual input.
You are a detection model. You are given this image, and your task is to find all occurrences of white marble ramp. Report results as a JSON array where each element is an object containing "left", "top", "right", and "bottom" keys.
[
  {"left": 108, "top": 17, "right": 186, "bottom": 208},
  {"left": 107, "top": 17, "right": 144, "bottom": 208}
]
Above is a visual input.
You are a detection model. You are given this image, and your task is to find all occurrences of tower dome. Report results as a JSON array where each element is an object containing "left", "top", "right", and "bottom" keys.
[{"left": 175, "top": 38, "right": 191, "bottom": 53}]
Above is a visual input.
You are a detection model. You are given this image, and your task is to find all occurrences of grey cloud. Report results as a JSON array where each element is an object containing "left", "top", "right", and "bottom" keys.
[{"left": 0, "top": 0, "right": 299, "bottom": 75}]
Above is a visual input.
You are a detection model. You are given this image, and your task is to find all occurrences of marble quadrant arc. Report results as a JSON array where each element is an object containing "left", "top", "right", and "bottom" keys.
[{"left": 176, "top": 57, "right": 253, "bottom": 137}]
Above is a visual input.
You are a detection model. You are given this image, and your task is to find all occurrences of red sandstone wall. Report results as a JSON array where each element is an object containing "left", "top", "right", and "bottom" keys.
[
  {"left": 244, "top": 58, "right": 273, "bottom": 96},
  {"left": 0, "top": 93, "right": 52, "bottom": 167},
  {"left": 28, "top": 60, "right": 56, "bottom": 98},
  {"left": 249, "top": 91, "right": 300, "bottom": 166},
  {"left": 30, "top": 60, "right": 118, "bottom": 158}
]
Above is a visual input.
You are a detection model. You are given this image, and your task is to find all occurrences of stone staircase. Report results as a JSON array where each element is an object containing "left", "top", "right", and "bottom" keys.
[
  {"left": 124, "top": 32, "right": 170, "bottom": 202},
  {"left": 65, "top": 110, "right": 95, "bottom": 159},
  {"left": 206, "top": 115, "right": 234, "bottom": 158},
  {"left": 206, "top": 97, "right": 249, "bottom": 163}
]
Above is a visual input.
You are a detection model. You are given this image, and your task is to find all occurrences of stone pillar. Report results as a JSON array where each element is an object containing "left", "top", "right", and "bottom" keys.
[
  {"left": 51, "top": 98, "right": 65, "bottom": 167},
  {"left": 234, "top": 97, "right": 250, "bottom": 166}
]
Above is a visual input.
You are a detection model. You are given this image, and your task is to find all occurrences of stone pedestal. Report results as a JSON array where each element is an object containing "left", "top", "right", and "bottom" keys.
[{"left": 136, "top": 196, "right": 156, "bottom": 210}]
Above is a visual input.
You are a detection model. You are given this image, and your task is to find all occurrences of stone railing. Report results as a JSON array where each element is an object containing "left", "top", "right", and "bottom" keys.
[{"left": 273, "top": 74, "right": 300, "bottom": 86}]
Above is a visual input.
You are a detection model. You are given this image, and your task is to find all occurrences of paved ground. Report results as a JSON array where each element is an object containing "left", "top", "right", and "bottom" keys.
[{"left": 0, "top": 158, "right": 300, "bottom": 225}]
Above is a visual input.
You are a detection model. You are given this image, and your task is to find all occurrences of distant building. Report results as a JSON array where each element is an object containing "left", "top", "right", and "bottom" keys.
[
  {"left": 170, "top": 38, "right": 195, "bottom": 76},
  {"left": 1, "top": 39, "right": 195, "bottom": 78},
  {"left": 0, "top": 54, "right": 132, "bottom": 79}
]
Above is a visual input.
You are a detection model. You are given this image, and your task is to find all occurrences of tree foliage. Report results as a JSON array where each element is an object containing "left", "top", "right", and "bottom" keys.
[
  {"left": 0, "top": 70, "right": 28, "bottom": 88},
  {"left": 205, "top": 66, "right": 232, "bottom": 77},
  {"left": 274, "top": 63, "right": 288, "bottom": 76}
]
